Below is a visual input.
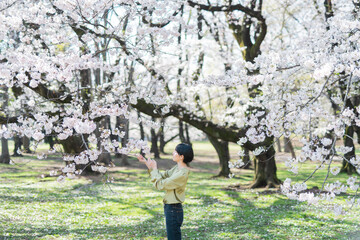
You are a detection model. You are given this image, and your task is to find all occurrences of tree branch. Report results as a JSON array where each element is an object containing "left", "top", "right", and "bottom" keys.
[
  {"left": 22, "top": 73, "right": 73, "bottom": 104},
  {"left": 142, "top": 5, "right": 184, "bottom": 28},
  {"left": 132, "top": 98, "right": 270, "bottom": 149},
  {"left": 187, "top": 0, "right": 264, "bottom": 21}
]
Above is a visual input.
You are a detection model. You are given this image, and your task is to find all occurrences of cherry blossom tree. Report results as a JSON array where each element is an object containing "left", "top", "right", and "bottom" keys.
[{"left": 0, "top": 0, "right": 360, "bottom": 214}]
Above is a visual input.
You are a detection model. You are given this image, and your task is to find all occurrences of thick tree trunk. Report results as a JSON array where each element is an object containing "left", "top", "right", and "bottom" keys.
[
  {"left": 98, "top": 151, "right": 112, "bottom": 166},
  {"left": 58, "top": 135, "right": 96, "bottom": 175},
  {"left": 0, "top": 137, "right": 10, "bottom": 164},
  {"left": 59, "top": 135, "right": 86, "bottom": 154},
  {"left": 341, "top": 126, "right": 357, "bottom": 174},
  {"left": 207, "top": 134, "right": 231, "bottom": 177},
  {"left": 251, "top": 145, "right": 281, "bottom": 188}
]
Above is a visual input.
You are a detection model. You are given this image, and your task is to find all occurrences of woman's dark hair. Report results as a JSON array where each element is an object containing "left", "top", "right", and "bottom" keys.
[{"left": 175, "top": 143, "right": 194, "bottom": 165}]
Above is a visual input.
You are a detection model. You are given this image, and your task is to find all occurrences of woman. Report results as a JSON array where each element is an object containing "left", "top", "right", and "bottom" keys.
[{"left": 137, "top": 143, "right": 194, "bottom": 240}]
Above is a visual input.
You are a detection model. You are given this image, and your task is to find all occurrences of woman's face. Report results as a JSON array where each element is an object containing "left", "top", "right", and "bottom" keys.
[{"left": 172, "top": 150, "right": 184, "bottom": 163}]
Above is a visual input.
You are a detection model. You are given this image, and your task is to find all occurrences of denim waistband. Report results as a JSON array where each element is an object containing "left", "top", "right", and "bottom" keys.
[{"left": 164, "top": 203, "right": 182, "bottom": 206}]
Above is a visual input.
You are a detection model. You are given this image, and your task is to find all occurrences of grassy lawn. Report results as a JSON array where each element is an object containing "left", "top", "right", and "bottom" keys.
[{"left": 0, "top": 141, "right": 359, "bottom": 239}]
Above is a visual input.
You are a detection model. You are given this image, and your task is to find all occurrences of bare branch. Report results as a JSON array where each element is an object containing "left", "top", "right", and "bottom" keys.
[
  {"left": 187, "top": 1, "right": 264, "bottom": 21},
  {"left": 142, "top": 5, "right": 184, "bottom": 28}
]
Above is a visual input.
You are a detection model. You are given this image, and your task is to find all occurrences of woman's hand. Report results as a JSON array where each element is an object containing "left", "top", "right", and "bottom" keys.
[
  {"left": 137, "top": 154, "right": 157, "bottom": 170},
  {"left": 137, "top": 154, "right": 147, "bottom": 164},
  {"left": 147, "top": 159, "right": 157, "bottom": 170}
]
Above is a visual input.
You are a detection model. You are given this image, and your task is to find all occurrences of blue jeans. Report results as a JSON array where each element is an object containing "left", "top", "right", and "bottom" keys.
[{"left": 164, "top": 203, "right": 183, "bottom": 240}]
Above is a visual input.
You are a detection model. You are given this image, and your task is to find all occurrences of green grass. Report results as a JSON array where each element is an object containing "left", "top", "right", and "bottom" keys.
[{"left": 0, "top": 142, "right": 359, "bottom": 239}]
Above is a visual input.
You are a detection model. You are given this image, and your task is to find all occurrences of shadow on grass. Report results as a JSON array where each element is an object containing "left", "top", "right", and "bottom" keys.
[
  {"left": 0, "top": 215, "right": 167, "bottom": 240},
  {"left": 184, "top": 191, "right": 358, "bottom": 239}
]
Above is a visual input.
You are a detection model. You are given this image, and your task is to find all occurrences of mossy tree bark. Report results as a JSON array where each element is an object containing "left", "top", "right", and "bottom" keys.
[{"left": 251, "top": 144, "right": 281, "bottom": 188}]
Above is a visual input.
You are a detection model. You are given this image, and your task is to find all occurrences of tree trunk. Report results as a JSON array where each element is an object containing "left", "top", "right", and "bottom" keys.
[
  {"left": 45, "top": 135, "right": 54, "bottom": 150},
  {"left": 207, "top": 134, "right": 231, "bottom": 177},
  {"left": 354, "top": 125, "right": 360, "bottom": 144},
  {"left": 115, "top": 116, "right": 130, "bottom": 166},
  {"left": 251, "top": 144, "right": 281, "bottom": 188},
  {"left": 185, "top": 123, "right": 191, "bottom": 145},
  {"left": 276, "top": 139, "right": 281, "bottom": 152},
  {"left": 161, "top": 134, "right": 179, "bottom": 154},
  {"left": 114, "top": 116, "right": 121, "bottom": 159},
  {"left": 138, "top": 111, "right": 146, "bottom": 156},
  {"left": 22, "top": 136, "right": 31, "bottom": 153},
  {"left": 159, "top": 118, "right": 166, "bottom": 153},
  {"left": 13, "top": 135, "right": 23, "bottom": 157},
  {"left": 96, "top": 118, "right": 113, "bottom": 166},
  {"left": 59, "top": 135, "right": 85, "bottom": 154},
  {"left": 61, "top": 68, "right": 99, "bottom": 175},
  {"left": 48, "top": 136, "right": 54, "bottom": 150},
  {"left": 0, "top": 86, "right": 10, "bottom": 163},
  {"left": 98, "top": 151, "right": 112, "bottom": 166},
  {"left": 241, "top": 148, "right": 251, "bottom": 169},
  {"left": 179, "top": 120, "right": 186, "bottom": 143},
  {"left": 284, "top": 137, "right": 290, "bottom": 152},
  {"left": 341, "top": 126, "right": 358, "bottom": 174},
  {"left": 120, "top": 117, "right": 130, "bottom": 166},
  {"left": 0, "top": 137, "right": 10, "bottom": 164},
  {"left": 284, "top": 137, "right": 296, "bottom": 159},
  {"left": 58, "top": 135, "right": 95, "bottom": 175},
  {"left": 150, "top": 121, "right": 160, "bottom": 159}
]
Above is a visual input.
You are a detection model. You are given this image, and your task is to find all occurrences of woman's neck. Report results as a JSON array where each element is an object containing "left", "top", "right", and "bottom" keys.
[{"left": 177, "top": 162, "right": 187, "bottom": 169}]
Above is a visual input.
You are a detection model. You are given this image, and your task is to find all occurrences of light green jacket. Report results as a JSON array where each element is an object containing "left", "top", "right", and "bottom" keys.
[{"left": 150, "top": 165, "right": 190, "bottom": 204}]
